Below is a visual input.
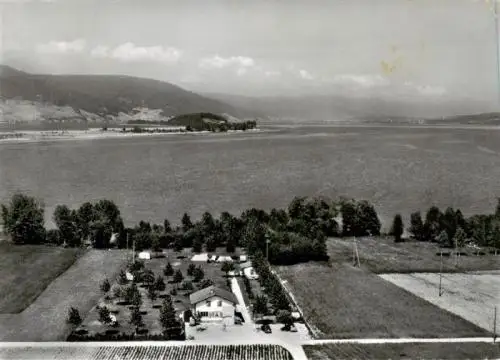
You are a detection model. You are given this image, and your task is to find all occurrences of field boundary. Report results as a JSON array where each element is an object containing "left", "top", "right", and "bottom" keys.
[{"left": 271, "top": 269, "right": 319, "bottom": 338}]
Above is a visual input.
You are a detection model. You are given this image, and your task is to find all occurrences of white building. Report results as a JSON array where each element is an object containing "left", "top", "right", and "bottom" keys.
[
  {"left": 189, "top": 286, "right": 238, "bottom": 324},
  {"left": 138, "top": 251, "right": 151, "bottom": 260},
  {"left": 240, "top": 261, "right": 258, "bottom": 280}
]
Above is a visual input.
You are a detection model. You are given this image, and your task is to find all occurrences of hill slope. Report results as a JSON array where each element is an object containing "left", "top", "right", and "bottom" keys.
[{"left": 0, "top": 65, "right": 246, "bottom": 127}]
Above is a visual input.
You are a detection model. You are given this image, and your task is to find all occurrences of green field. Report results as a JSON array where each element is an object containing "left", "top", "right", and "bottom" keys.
[
  {"left": 327, "top": 236, "right": 500, "bottom": 274},
  {"left": 0, "top": 249, "right": 127, "bottom": 341},
  {"left": 0, "top": 243, "right": 83, "bottom": 313},
  {"left": 276, "top": 262, "right": 490, "bottom": 339},
  {"left": 303, "top": 342, "right": 500, "bottom": 360}
]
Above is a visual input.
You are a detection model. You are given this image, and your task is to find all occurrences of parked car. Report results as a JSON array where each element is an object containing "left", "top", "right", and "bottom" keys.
[{"left": 261, "top": 324, "right": 272, "bottom": 334}]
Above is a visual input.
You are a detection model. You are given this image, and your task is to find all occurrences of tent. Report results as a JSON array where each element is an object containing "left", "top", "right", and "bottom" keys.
[
  {"left": 138, "top": 251, "right": 151, "bottom": 260},
  {"left": 191, "top": 253, "right": 209, "bottom": 262},
  {"left": 217, "top": 256, "right": 233, "bottom": 263}
]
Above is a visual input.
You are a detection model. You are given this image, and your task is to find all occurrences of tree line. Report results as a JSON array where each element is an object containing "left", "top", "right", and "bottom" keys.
[
  {"left": 1, "top": 193, "right": 382, "bottom": 265},
  {"left": 390, "top": 199, "right": 500, "bottom": 250}
]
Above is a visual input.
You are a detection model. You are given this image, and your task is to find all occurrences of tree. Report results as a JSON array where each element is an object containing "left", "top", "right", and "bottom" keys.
[
  {"left": 151, "top": 233, "right": 162, "bottom": 254},
  {"left": 340, "top": 200, "right": 358, "bottom": 237},
  {"left": 181, "top": 280, "right": 194, "bottom": 291},
  {"left": 163, "top": 219, "right": 172, "bottom": 233},
  {"left": 391, "top": 214, "right": 404, "bottom": 243},
  {"left": 200, "top": 211, "right": 216, "bottom": 235},
  {"left": 253, "top": 295, "right": 268, "bottom": 316},
  {"left": 440, "top": 207, "right": 458, "bottom": 241},
  {"left": 357, "top": 200, "right": 381, "bottom": 236},
  {"left": 154, "top": 275, "right": 166, "bottom": 292},
  {"left": 100, "top": 278, "right": 111, "bottom": 294},
  {"left": 147, "top": 285, "right": 158, "bottom": 301},
  {"left": 181, "top": 213, "right": 193, "bottom": 232},
  {"left": 164, "top": 262, "right": 174, "bottom": 277},
  {"left": 130, "top": 306, "right": 143, "bottom": 330},
  {"left": 45, "top": 229, "right": 62, "bottom": 246},
  {"left": 173, "top": 269, "right": 184, "bottom": 286},
  {"left": 193, "top": 266, "right": 205, "bottom": 282},
  {"left": 118, "top": 270, "right": 128, "bottom": 285},
  {"left": 67, "top": 307, "right": 82, "bottom": 326},
  {"left": 131, "top": 290, "right": 142, "bottom": 308},
  {"left": 1, "top": 193, "right": 46, "bottom": 244},
  {"left": 425, "top": 206, "right": 442, "bottom": 242},
  {"left": 198, "top": 278, "right": 214, "bottom": 289},
  {"left": 453, "top": 227, "right": 467, "bottom": 262},
  {"left": 187, "top": 263, "right": 197, "bottom": 277},
  {"left": 124, "top": 283, "right": 140, "bottom": 304},
  {"left": 436, "top": 230, "right": 449, "bottom": 248},
  {"left": 288, "top": 196, "right": 306, "bottom": 220},
  {"left": 160, "top": 295, "right": 182, "bottom": 339},
  {"left": 221, "top": 261, "right": 234, "bottom": 276},
  {"left": 53, "top": 204, "right": 78, "bottom": 246},
  {"left": 98, "top": 306, "right": 112, "bottom": 325},
  {"left": 142, "top": 269, "right": 155, "bottom": 287},
  {"left": 409, "top": 211, "right": 425, "bottom": 241}
]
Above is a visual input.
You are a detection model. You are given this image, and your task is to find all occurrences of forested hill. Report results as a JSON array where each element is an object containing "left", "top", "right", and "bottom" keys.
[{"left": 0, "top": 65, "right": 251, "bottom": 127}]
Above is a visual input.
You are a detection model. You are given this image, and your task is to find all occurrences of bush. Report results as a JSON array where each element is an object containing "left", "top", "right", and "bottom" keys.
[
  {"left": 67, "top": 307, "right": 82, "bottom": 326},
  {"left": 100, "top": 278, "right": 111, "bottom": 293},
  {"left": 98, "top": 306, "right": 112, "bottom": 325},
  {"left": 276, "top": 309, "right": 293, "bottom": 326}
]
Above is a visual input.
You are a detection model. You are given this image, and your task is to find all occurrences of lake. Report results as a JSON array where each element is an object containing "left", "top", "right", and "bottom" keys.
[{"left": 1, "top": 125, "right": 500, "bottom": 230}]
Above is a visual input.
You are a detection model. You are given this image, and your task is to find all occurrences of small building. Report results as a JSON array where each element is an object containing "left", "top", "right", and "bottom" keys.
[
  {"left": 189, "top": 286, "right": 238, "bottom": 324},
  {"left": 125, "top": 271, "right": 134, "bottom": 281},
  {"left": 239, "top": 254, "right": 248, "bottom": 263},
  {"left": 138, "top": 251, "right": 151, "bottom": 260}
]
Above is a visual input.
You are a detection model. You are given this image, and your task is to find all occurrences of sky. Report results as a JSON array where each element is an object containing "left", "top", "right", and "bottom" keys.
[{"left": 1, "top": 0, "right": 500, "bottom": 103}]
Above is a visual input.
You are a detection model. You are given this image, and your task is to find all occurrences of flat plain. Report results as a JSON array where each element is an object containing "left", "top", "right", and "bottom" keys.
[
  {"left": 0, "top": 248, "right": 128, "bottom": 341},
  {"left": 303, "top": 343, "right": 500, "bottom": 360},
  {"left": 275, "top": 262, "right": 489, "bottom": 339}
]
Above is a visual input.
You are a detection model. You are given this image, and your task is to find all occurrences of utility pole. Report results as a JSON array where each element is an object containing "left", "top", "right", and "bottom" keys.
[
  {"left": 132, "top": 236, "right": 135, "bottom": 264},
  {"left": 126, "top": 232, "right": 130, "bottom": 263},
  {"left": 494, "top": 306, "right": 497, "bottom": 343},
  {"left": 439, "top": 250, "right": 443, "bottom": 296},
  {"left": 495, "top": 0, "right": 500, "bottom": 104},
  {"left": 353, "top": 236, "right": 360, "bottom": 268},
  {"left": 265, "top": 234, "right": 270, "bottom": 262}
]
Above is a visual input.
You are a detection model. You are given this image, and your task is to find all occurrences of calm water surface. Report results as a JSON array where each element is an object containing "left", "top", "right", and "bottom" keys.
[{"left": 1, "top": 125, "right": 499, "bottom": 229}]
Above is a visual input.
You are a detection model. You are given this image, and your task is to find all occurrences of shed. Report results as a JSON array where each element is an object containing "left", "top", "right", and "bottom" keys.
[
  {"left": 125, "top": 271, "right": 134, "bottom": 281},
  {"left": 239, "top": 254, "right": 247, "bottom": 262}
]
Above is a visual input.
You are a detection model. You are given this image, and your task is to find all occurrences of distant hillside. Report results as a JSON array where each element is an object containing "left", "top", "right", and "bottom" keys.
[
  {"left": 205, "top": 92, "right": 498, "bottom": 122},
  {"left": 0, "top": 65, "right": 248, "bottom": 128}
]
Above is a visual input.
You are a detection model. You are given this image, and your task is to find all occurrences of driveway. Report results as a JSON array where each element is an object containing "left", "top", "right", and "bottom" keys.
[{"left": 230, "top": 277, "right": 253, "bottom": 324}]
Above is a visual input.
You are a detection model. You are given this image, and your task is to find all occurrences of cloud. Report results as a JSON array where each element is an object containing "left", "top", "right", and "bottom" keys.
[
  {"left": 331, "top": 74, "right": 390, "bottom": 88},
  {"left": 36, "top": 39, "right": 86, "bottom": 54},
  {"left": 199, "top": 55, "right": 255, "bottom": 69},
  {"left": 299, "top": 69, "right": 314, "bottom": 80},
  {"left": 91, "top": 43, "right": 182, "bottom": 63}
]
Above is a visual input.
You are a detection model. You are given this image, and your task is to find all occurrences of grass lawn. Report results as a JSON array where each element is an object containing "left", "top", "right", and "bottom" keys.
[
  {"left": 303, "top": 343, "right": 500, "bottom": 360},
  {"left": 275, "top": 262, "right": 491, "bottom": 339},
  {"left": 0, "top": 249, "right": 128, "bottom": 341},
  {"left": 78, "top": 248, "right": 233, "bottom": 338},
  {"left": 0, "top": 243, "right": 83, "bottom": 313},
  {"left": 327, "top": 236, "right": 500, "bottom": 274}
]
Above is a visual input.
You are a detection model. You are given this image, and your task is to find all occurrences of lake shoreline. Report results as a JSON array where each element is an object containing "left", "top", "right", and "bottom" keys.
[{"left": 0, "top": 128, "right": 262, "bottom": 144}]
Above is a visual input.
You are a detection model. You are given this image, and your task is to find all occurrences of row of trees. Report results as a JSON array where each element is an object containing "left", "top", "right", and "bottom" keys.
[
  {"left": 1, "top": 193, "right": 384, "bottom": 265},
  {"left": 390, "top": 199, "right": 500, "bottom": 249},
  {"left": 186, "top": 120, "right": 258, "bottom": 132},
  {"left": 251, "top": 252, "right": 290, "bottom": 316}
]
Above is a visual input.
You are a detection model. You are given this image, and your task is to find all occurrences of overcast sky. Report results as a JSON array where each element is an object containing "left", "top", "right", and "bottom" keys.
[{"left": 2, "top": 0, "right": 500, "bottom": 102}]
